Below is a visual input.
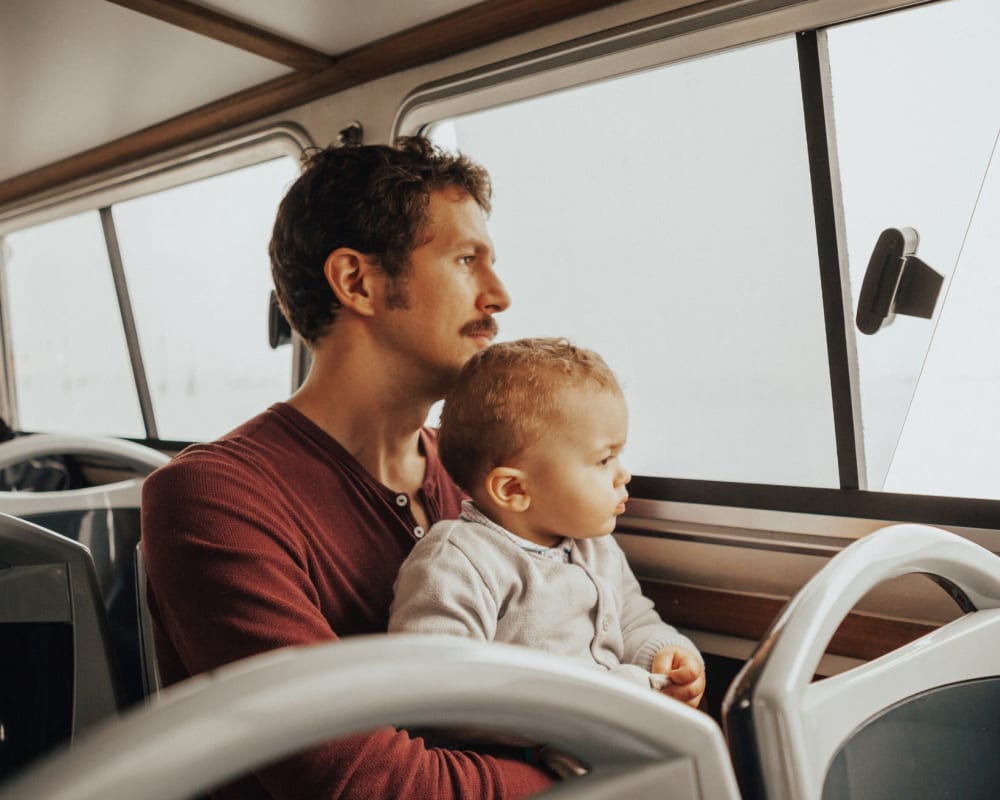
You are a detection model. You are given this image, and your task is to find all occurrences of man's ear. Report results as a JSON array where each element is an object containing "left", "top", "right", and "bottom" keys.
[
  {"left": 484, "top": 466, "right": 531, "bottom": 513},
  {"left": 324, "top": 247, "right": 376, "bottom": 316}
]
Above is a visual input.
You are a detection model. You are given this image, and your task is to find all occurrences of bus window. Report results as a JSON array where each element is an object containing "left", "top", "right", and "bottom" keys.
[
  {"left": 112, "top": 156, "right": 299, "bottom": 442},
  {"left": 2, "top": 212, "right": 144, "bottom": 437},
  {"left": 829, "top": 0, "right": 1000, "bottom": 499},
  {"left": 425, "top": 35, "right": 838, "bottom": 488},
  {"left": 1, "top": 154, "right": 300, "bottom": 442}
]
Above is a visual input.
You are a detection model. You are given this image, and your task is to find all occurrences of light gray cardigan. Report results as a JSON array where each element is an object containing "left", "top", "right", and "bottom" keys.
[{"left": 388, "top": 503, "right": 700, "bottom": 690}]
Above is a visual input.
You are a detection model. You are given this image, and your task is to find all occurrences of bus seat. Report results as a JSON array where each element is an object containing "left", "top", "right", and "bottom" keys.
[
  {"left": 0, "top": 635, "right": 742, "bottom": 800},
  {"left": 0, "top": 434, "right": 169, "bottom": 708},
  {"left": 0, "top": 513, "right": 122, "bottom": 783},
  {"left": 721, "top": 523, "right": 1000, "bottom": 800}
]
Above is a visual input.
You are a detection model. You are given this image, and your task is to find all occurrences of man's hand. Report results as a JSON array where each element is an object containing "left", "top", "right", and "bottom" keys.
[{"left": 650, "top": 646, "right": 705, "bottom": 709}]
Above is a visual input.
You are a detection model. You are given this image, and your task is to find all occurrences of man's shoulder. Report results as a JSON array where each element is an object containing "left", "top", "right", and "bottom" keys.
[{"left": 144, "top": 404, "right": 301, "bottom": 493}]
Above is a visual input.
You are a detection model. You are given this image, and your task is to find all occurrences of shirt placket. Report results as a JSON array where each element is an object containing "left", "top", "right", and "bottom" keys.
[{"left": 393, "top": 492, "right": 426, "bottom": 540}]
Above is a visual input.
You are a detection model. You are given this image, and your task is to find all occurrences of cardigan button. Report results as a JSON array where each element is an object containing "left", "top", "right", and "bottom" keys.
[
  {"left": 395, "top": 494, "right": 408, "bottom": 507},
  {"left": 414, "top": 526, "right": 425, "bottom": 538}
]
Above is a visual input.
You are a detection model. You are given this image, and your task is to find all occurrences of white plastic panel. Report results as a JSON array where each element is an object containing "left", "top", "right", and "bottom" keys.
[{"left": 0, "top": 635, "right": 741, "bottom": 800}]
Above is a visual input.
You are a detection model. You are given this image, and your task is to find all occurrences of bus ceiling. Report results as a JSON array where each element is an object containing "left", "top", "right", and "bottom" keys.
[{"left": 0, "top": 0, "right": 636, "bottom": 210}]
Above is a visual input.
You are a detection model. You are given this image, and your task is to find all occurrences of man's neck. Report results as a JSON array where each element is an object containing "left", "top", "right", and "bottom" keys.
[{"left": 287, "top": 334, "right": 434, "bottom": 492}]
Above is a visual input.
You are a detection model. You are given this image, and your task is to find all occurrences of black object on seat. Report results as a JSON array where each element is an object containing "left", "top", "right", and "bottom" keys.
[
  {"left": 0, "top": 513, "right": 122, "bottom": 782},
  {"left": 0, "top": 420, "right": 74, "bottom": 493}
]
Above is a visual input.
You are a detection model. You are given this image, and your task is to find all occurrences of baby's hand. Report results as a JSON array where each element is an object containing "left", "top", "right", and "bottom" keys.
[{"left": 650, "top": 646, "right": 705, "bottom": 709}]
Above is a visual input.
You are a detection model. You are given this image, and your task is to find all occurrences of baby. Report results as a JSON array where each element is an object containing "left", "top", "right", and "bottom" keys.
[{"left": 389, "top": 337, "right": 704, "bottom": 707}]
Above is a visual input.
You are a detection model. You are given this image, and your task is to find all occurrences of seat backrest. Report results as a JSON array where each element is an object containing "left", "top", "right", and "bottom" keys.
[
  {"left": 722, "top": 523, "right": 1000, "bottom": 800},
  {"left": 0, "top": 434, "right": 169, "bottom": 708},
  {"left": 0, "top": 513, "right": 122, "bottom": 782},
  {"left": 0, "top": 635, "right": 742, "bottom": 800}
]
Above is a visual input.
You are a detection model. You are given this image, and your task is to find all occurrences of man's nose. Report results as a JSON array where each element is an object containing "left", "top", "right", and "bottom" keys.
[{"left": 479, "top": 267, "right": 511, "bottom": 314}]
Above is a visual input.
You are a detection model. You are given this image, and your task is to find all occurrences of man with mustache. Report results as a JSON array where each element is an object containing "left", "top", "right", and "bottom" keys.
[{"left": 141, "top": 137, "right": 553, "bottom": 799}]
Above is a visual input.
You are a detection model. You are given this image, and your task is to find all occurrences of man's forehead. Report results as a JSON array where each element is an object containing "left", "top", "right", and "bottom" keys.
[{"left": 422, "top": 192, "right": 493, "bottom": 245}]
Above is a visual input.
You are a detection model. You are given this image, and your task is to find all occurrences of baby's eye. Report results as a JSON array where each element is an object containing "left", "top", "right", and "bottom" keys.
[{"left": 598, "top": 456, "right": 612, "bottom": 466}]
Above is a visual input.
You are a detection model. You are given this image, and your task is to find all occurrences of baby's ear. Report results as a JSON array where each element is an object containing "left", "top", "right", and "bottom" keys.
[{"left": 484, "top": 466, "right": 531, "bottom": 512}]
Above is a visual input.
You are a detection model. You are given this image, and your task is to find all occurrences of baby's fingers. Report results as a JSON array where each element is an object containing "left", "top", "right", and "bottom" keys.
[
  {"left": 667, "top": 662, "right": 699, "bottom": 685},
  {"left": 663, "top": 671, "right": 706, "bottom": 708}
]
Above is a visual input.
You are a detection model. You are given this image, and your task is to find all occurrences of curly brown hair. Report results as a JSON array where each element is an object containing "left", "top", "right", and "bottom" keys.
[
  {"left": 438, "top": 338, "right": 621, "bottom": 494},
  {"left": 269, "top": 136, "right": 492, "bottom": 344}
]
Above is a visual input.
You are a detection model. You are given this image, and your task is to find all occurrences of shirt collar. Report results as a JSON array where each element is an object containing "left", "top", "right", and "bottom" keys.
[{"left": 460, "top": 500, "right": 572, "bottom": 563}]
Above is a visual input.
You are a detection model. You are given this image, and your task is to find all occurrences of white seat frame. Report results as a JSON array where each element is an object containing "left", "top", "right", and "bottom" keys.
[
  {"left": 739, "top": 523, "right": 1000, "bottom": 800},
  {"left": 0, "top": 635, "right": 741, "bottom": 800},
  {"left": 0, "top": 433, "right": 169, "bottom": 516}
]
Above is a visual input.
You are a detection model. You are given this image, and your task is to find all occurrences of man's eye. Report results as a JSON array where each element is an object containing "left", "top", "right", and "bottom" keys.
[{"left": 459, "top": 255, "right": 476, "bottom": 266}]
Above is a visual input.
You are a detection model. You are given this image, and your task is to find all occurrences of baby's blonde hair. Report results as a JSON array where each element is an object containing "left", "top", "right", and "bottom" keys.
[{"left": 438, "top": 337, "right": 620, "bottom": 494}]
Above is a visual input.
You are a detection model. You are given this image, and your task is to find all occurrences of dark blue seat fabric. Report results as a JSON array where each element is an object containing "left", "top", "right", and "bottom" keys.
[{"left": 822, "top": 677, "right": 1000, "bottom": 800}]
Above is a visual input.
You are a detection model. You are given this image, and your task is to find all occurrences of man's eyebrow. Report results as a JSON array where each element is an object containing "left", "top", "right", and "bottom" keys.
[{"left": 453, "top": 238, "right": 491, "bottom": 251}]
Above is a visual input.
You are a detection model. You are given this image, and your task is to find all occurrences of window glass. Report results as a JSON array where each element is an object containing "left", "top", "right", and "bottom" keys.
[
  {"left": 113, "top": 156, "right": 299, "bottom": 441},
  {"left": 2, "top": 212, "right": 144, "bottom": 436},
  {"left": 828, "top": 0, "right": 1000, "bottom": 497},
  {"left": 887, "top": 153, "right": 1000, "bottom": 499},
  {"left": 428, "top": 36, "right": 838, "bottom": 486}
]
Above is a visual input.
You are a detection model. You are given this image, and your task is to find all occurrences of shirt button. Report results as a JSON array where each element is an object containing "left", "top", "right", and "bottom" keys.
[
  {"left": 395, "top": 494, "right": 408, "bottom": 507},
  {"left": 414, "top": 526, "right": 425, "bottom": 539}
]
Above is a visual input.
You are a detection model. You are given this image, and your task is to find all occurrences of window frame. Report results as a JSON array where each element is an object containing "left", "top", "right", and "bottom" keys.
[
  {"left": 0, "top": 124, "right": 311, "bottom": 443},
  {"left": 393, "top": 0, "right": 1000, "bottom": 530}
]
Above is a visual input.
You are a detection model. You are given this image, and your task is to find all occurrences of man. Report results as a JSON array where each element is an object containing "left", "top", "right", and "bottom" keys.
[{"left": 141, "top": 137, "right": 553, "bottom": 799}]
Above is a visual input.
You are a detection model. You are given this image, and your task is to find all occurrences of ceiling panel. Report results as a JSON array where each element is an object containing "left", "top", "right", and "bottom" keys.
[
  {"left": 0, "top": 0, "right": 288, "bottom": 179},
  {"left": 195, "top": 0, "right": 484, "bottom": 55}
]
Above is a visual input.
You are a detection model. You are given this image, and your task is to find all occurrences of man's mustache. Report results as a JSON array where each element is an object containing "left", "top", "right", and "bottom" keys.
[{"left": 460, "top": 317, "right": 498, "bottom": 339}]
